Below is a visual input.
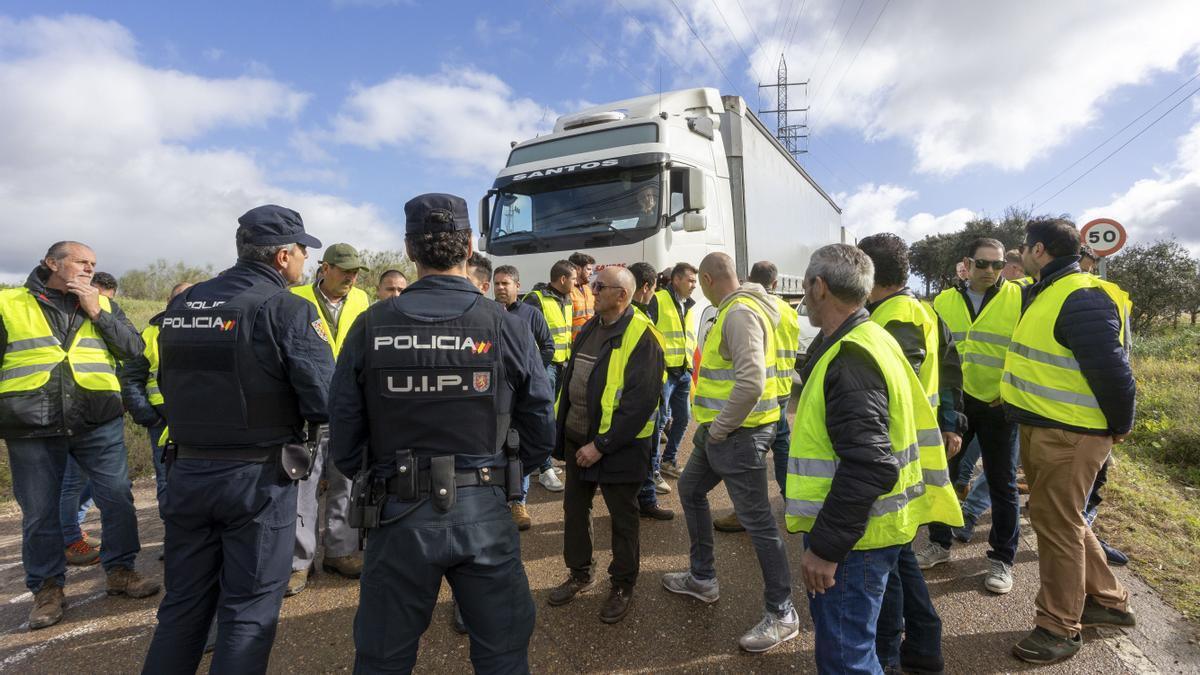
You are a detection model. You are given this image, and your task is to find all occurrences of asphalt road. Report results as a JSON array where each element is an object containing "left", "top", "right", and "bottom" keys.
[{"left": 1, "top": 424, "right": 1198, "bottom": 674}]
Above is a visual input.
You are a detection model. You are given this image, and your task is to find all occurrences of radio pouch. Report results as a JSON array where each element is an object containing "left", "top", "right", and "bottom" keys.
[{"left": 430, "top": 455, "right": 457, "bottom": 513}]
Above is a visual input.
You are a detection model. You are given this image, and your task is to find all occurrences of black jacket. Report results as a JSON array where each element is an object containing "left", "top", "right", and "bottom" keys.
[
  {"left": 0, "top": 267, "right": 145, "bottom": 438},
  {"left": 506, "top": 300, "right": 555, "bottom": 367},
  {"left": 801, "top": 310, "right": 900, "bottom": 563},
  {"left": 1005, "top": 256, "right": 1136, "bottom": 435},
  {"left": 331, "top": 274, "right": 555, "bottom": 476},
  {"left": 119, "top": 310, "right": 165, "bottom": 429},
  {"left": 553, "top": 307, "right": 665, "bottom": 483}
]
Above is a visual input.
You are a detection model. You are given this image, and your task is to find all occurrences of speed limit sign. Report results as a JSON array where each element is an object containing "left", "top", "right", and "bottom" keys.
[{"left": 1080, "top": 218, "right": 1127, "bottom": 256}]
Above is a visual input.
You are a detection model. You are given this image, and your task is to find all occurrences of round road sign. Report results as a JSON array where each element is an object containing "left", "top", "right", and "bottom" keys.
[{"left": 1080, "top": 218, "right": 1127, "bottom": 256}]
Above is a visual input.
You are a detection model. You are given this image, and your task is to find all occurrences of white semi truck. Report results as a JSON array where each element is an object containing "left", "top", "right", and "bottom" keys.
[{"left": 477, "top": 87, "right": 844, "bottom": 341}]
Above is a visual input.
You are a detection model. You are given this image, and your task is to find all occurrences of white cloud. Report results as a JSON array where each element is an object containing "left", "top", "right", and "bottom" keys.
[
  {"left": 614, "top": 0, "right": 1200, "bottom": 176},
  {"left": 324, "top": 66, "right": 554, "bottom": 176},
  {"left": 1080, "top": 118, "right": 1200, "bottom": 252},
  {"left": 837, "top": 183, "right": 975, "bottom": 244},
  {"left": 0, "top": 14, "right": 401, "bottom": 281}
]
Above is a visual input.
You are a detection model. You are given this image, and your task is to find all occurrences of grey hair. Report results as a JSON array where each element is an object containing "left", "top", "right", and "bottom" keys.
[
  {"left": 44, "top": 241, "right": 88, "bottom": 263},
  {"left": 806, "top": 244, "right": 874, "bottom": 305},
  {"left": 235, "top": 229, "right": 298, "bottom": 264}
]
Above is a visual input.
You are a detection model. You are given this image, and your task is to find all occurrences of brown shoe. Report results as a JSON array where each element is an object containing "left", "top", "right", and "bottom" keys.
[
  {"left": 285, "top": 569, "right": 309, "bottom": 597},
  {"left": 713, "top": 513, "right": 745, "bottom": 532},
  {"left": 511, "top": 503, "right": 532, "bottom": 531},
  {"left": 29, "top": 582, "right": 64, "bottom": 630},
  {"left": 600, "top": 585, "right": 634, "bottom": 624},
  {"left": 640, "top": 503, "right": 675, "bottom": 520},
  {"left": 547, "top": 575, "right": 596, "bottom": 606},
  {"left": 65, "top": 539, "right": 100, "bottom": 566},
  {"left": 106, "top": 568, "right": 160, "bottom": 599},
  {"left": 81, "top": 530, "right": 102, "bottom": 549},
  {"left": 322, "top": 555, "right": 363, "bottom": 579}
]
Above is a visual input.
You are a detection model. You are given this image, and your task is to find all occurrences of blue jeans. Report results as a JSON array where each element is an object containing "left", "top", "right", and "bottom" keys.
[
  {"left": 961, "top": 468, "right": 992, "bottom": 522},
  {"left": 516, "top": 363, "right": 562, "bottom": 505},
  {"left": 953, "top": 437, "right": 981, "bottom": 489},
  {"left": 6, "top": 417, "right": 141, "bottom": 592},
  {"left": 143, "top": 459, "right": 296, "bottom": 674},
  {"left": 875, "top": 544, "right": 943, "bottom": 671},
  {"left": 638, "top": 409, "right": 665, "bottom": 507},
  {"left": 806, "top": 536, "right": 901, "bottom": 675},
  {"left": 59, "top": 456, "right": 94, "bottom": 545},
  {"left": 656, "top": 369, "right": 692, "bottom": 465},
  {"left": 679, "top": 424, "right": 793, "bottom": 615},
  {"left": 771, "top": 403, "right": 790, "bottom": 495}
]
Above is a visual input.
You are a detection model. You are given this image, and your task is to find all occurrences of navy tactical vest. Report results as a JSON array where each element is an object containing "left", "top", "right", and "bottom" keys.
[{"left": 158, "top": 278, "right": 302, "bottom": 447}]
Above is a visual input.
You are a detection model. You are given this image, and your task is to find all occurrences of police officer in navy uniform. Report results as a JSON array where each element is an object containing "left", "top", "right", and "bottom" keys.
[
  {"left": 142, "top": 205, "right": 334, "bottom": 674},
  {"left": 329, "top": 193, "right": 554, "bottom": 674}
]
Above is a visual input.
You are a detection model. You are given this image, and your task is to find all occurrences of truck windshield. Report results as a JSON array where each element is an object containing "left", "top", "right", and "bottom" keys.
[{"left": 490, "top": 167, "right": 662, "bottom": 243}]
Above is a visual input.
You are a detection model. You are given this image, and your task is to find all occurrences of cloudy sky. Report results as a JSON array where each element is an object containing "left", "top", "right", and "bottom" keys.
[{"left": 2, "top": 1, "right": 1199, "bottom": 282}]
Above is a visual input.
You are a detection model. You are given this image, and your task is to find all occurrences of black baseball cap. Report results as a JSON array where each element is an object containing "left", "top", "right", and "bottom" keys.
[
  {"left": 237, "top": 205, "right": 322, "bottom": 249},
  {"left": 404, "top": 193, "right": 471, "bottom": 235}
]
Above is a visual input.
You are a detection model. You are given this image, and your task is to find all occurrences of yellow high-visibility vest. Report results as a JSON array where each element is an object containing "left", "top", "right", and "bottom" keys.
[
  {"left": 932, "top": 282, "right": 1021, "bottom": 402},
  {"left": 653, "top": 289, "right": 696, "bottom": 369},
  {"left": 870, "top": 294, "right": 940, "bottom": 408},
  {"left": 291, "top": 284, "right": 370, "bottom": 360},
  {"left": 141, "top": 324, "right": 164, "bottom": 406},
  {"left": 771, "top": 295, "right": 800, "bottom": 404},
  {"left": 692, "top": 296, "right": 780, "bottom": 428},
  {"left": 0, "top": 289, "right": 118, "bottom": 395},
  {"left": 529, "top": 289, "right": 572, "bottom": 364},
  {"left": 1001, "top": 272, "right": 1126, "bottom": 430},
  {"left": 598, "top": 311, "right": 665, "bottom": 438},
  {"left": 785, "top": 320, "right": 961, "bottom": 545}
]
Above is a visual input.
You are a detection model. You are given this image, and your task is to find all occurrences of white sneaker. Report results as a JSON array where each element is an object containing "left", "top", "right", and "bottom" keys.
[
  {"left": 984, "top": 559, "right": 1014, "bottom": 594},
  {"left": 661, "top": 571, "right": 720, "bottom": 603},
  {"left": 738, "top": 609, "right": 800, "bottom": 653},
  {"left": 914, "top": 542, "right": 951, "bottom": 570},
  {"left": 539, "top": 469, "right": 564, "bottom": 492},
  {"left": 654, "top": 473, "right": 672, "bottom": 494}
]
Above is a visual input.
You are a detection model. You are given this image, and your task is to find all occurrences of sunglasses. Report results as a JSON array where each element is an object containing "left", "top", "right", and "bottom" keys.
[
  {"left": 591, "top": 281, "right": 620, "bottom": 293},
  {"left": 970, "top": 258, "right": 1005, "bottom": 271}
]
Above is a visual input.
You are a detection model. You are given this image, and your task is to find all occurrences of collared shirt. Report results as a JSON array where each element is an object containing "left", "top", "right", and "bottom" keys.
[{"left": 314, "top": 281, "right": 346, "bottom": 333}]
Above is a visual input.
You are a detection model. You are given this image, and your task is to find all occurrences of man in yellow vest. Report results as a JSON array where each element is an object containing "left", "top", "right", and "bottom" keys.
[
  {"left": 922, "top": 237, "right": 1024, "bottom": 593},
  {"left": 1004, "top": 249, "right": 1035, "bottom": 287},
  {"left": 652, "top": 262, "right": 698, "bottom": 480},
  {"left": 1, "top": 241, "right": 160, "bottom": 630},
  {"left": 1004, "top": 218, "right": 1136, "bottom": 664},
  {"left": 546, "top": 267, "right": 665, "bottom": 624},
  {"left": 661, "top": 252, "right": 799, "bottom": 654},
  {"left": 858, "top": 233, "right": 964, "bottom": 674},
  {"left": 286, "top": 243, "right": 371, "bottom": 595},
  {"left": 785, "top": 243, "right": 960, "bottom": 673}
]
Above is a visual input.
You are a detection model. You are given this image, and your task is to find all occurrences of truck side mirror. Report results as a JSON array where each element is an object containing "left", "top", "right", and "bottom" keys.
[
  {"left": 682, "top": 213, "right": 707, "bottom": 232},
  {"left": 684, "top": 167, "right": 706, "bottom": 211},
  {"left": 478, "top": 191, "right": 494, "bottom": 237}
]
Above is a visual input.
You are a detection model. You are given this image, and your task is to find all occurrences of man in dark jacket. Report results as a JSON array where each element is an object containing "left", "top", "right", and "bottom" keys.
[
  {"left": 546, "top": 267, "right": 664, "bottom": 624},
  {"left": 628, "top": 261, "right": 675, "bottom": 520},
  {"left": 490, "top": 264, "right": 555, "bottom": 368},
  {"left": 0, "top": 241, "right": 159, "bottom": 630},
  {"left": 1004, "top": 218, "right": 1136, "bottom": 665}
]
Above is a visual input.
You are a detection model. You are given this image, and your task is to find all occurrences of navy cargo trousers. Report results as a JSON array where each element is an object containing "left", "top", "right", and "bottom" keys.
[
  {"left": 353, "top": 485, "right": 535, "bottom": 674},
  {"left": 143, "top": 459, "right": 297, "bottom": 675}
]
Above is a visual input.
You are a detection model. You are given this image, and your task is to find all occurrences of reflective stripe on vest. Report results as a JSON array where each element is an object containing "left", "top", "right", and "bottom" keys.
[
  {"left": 772, "top": 295, "right": 800, "bottom": 404},
  {"left": 1001, "top": 272, "right": 1125, "bottom": 430},
  {"left": 692, "top": 296, "right": 781, "bottom": 428},
  {"left": 0, "top": 289, "right": 118, "bottom": 394},
  {"left": 598, "top": 312, "right": 666, "bottom": 438},
  {"left": 869, "top": 294, "right": 939, "bottom": 402},
  {"left": 290, "top": 284, "right": 371, "bottom": 360},
  {"left": 785, "top": 320, "right": 961, "bottom": 546},
  {"left": 932, "top": 282, "right": 1021, "bottom": 402},
  {"left": 530, "top": 290, "right": 572, "bottom": 363},
  {"left": 653, "top": 289, "right": 696, "bottom": 369},
  {"left": 142, "top": 324, "right": 164, "bottom": 406}
]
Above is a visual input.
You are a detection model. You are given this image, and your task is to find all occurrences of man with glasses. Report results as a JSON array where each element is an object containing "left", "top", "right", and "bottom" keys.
[
  {"left": 923, "top": 238, "right": 1023, "bottom": 598},
  {"left": 546, "top": 267, "right": 665, "bottom": 624}
]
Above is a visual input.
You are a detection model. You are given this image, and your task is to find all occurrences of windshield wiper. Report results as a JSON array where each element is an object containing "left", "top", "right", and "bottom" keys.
[{"left": 557, "top": 220, "right": 616, "bottom": 232}]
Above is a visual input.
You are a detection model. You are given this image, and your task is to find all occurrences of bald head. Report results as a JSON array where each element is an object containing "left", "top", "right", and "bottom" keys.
[
  {"left": 595, "top": 266, "right": 635, "bottom": 321},
  {"left": 698, "top": 252, "right": 739, "bottom": 305}
]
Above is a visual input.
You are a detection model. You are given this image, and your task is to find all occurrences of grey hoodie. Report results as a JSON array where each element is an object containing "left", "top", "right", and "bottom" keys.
[{"left": 707, "top": 282, "right": 781, "bottom": 440}]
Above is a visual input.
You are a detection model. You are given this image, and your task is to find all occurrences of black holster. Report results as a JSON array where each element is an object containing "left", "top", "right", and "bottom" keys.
[{"left": 504, "top": 429, "right": 522, "bottom": 502}]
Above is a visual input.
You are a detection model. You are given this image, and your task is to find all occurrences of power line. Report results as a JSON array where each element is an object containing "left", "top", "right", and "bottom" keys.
[
  {"left": 781, "top": 0, "right": 811, "bottom": 61},
  {"left": 611, "top": 0, "right": 684, "bottom": 73},
  {"left": 666, "top": 0, "right": 745, "bottom": 99},
  {"left": 543, "top": 0, "right": 655, "bottom": 93},
  {"left": 733, "top": 0, "right": 767, "bottom": 84},
  {"left": 1031, "top": 83, "right": 1200, "bottom": 211},
  {"left": 708, "top": 0, "right": 760, "bottom": 86},
  {"left": 773, "top": 0, "right": 800, "bottom": 55},
  {"left": 809, "top": 0, "right": 890, "bottom": 121},
  {"left": 809, "top": 0, "right": 866, "bottom": 103},
  {"left": 1010, "top": 69, "right": 1200, "bottom": 208},
  {"left": 803, "top": 0, "right": 848, "bottom": 83}
]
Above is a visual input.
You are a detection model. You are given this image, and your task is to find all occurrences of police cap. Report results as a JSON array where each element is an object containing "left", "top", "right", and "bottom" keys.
[
  {"left": 404, "top": 193, "right": 471, "bottom": 235},
  {"left": 237, "top": 205, "right": 323, "bottom": 249}
]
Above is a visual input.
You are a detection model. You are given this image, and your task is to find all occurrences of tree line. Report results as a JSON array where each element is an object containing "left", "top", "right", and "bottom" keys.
[{"left": 908, "top": 209, "right": 1200, "bottom": 332}]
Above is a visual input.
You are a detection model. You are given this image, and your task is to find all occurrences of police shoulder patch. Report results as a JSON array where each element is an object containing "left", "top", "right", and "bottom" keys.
[{"left": 311, "top": 319, "right": 330, "bottom": 343}]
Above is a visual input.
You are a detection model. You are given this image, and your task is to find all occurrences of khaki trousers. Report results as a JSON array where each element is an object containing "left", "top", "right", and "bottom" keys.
[{"left": 1020, "top": 425, "right": 1129, "bottom": 637}]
